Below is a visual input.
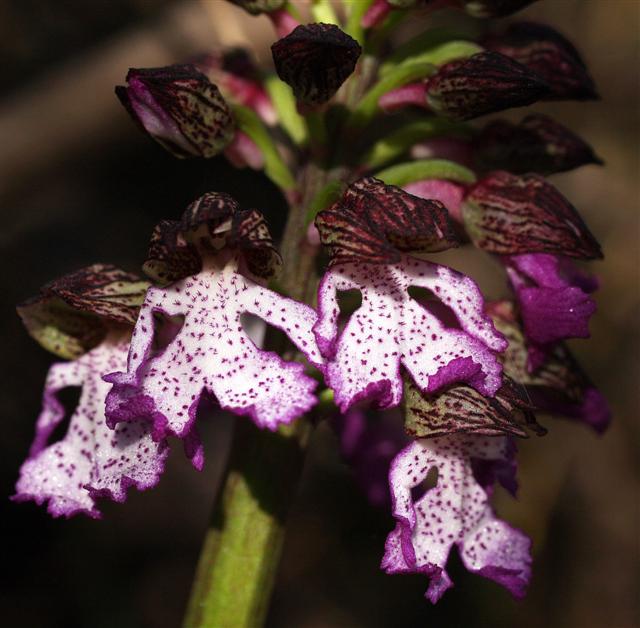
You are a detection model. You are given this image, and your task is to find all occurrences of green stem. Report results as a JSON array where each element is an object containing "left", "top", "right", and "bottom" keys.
[
  {"left": 375, "top": 158, "right": 477, "bottom": 187},
  {"left": 183, "top": 164, "right": 329, "bottom": 628},
  {"left": 183, "top": 420, "right": 310, "bottom": 628}
]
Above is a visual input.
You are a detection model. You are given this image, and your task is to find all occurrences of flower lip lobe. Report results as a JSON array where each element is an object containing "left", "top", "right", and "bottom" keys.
[
  {"left": 116, "top": 64, "right": 235, "bottom": 158},
  {"left": 271, "top": 23, "right": 362, "bottom": 105},
  {"left": 424, "top": 51, "right": 551, "bottom": 121}
]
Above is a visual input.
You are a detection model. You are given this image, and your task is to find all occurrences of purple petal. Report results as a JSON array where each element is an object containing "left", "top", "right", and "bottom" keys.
[
  {"left": 314, "top": 256, "right": 506, "bottom": 413},
  {"left": 381, "top": 435, "right": 531, "bottom": 602},
  {"left": 106, "top": 264, "right": 323, "bottom": 437},
  {"left": 13, "top": 339, "right": 168, "bottom": 519},
  {"left": 505, "top": 253, "right": 597, "bottom": 345}
]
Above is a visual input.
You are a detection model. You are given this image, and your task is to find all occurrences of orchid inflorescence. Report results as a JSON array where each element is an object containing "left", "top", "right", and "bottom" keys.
[{"left": 14, "top": 0, "right": 609, "bottom": 611}]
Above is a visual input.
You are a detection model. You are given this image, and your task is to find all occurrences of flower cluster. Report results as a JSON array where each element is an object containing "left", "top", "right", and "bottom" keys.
[{"left": 15, "top": 0, "right": 608, "bottom": 607}]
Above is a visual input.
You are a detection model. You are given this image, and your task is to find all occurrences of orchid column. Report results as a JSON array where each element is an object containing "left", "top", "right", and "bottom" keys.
[{"left": 13, "top": 0, "right": 610, "bottom": 626}]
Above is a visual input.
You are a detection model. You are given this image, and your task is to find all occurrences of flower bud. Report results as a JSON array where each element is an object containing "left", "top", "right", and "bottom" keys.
[
  {"left": 116, "top": 64, "right": 235, "bottom": 158},
  {"left": 474, "top": 114, "right": 603, "bottom": 175},
  {"left": 271, "top": 23, "right": 362, "bottom": 106},
  {"left": 424, "top": 51, "right": 550, "bottom": 120},
  {"left": 483, "top": 22, "right": 598, "bottom": 100},
  {"left": 463, "top": 171, "right": 602, "bottom": 259}
]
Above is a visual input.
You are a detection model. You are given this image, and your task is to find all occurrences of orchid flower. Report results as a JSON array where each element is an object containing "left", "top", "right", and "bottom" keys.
[
  {"left": 105, "top": 192, "right": 323, "bottom": 456},
  {"left": 14, "top": 266, "right": 167, "bottom": 518}
]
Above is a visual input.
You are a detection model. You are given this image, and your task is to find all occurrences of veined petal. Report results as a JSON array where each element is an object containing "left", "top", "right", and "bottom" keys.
[
  {"left": 105, "top": 262, "right": 323, "bottom": 435},
  {"left": 483, "top": 22, "right": 598, "bottom": 101},
  {"left": 142, "top": 192, "right": 281, "bottom": 284},
  {"left": 474, "top": 114, "right": 602, "bottom": 175},
  {"left": 17, "top": 264, "right": 149, "bottom": 359},
  {"left": 271, "top": 23, "right": 361, "bottom": 106},
  {"left": 13, "top": 339, "right": 168, "bottom": 519},
  {"left": 116, "top": 64, "right": 235, "bottom": 158},
  {"left": 424, "top": 51, "right": 550, "bottom": 121},
  {"left": 382, "top": 435, "right": 531, "bottom": 602},
  {"left": 404, "top": 375, "right": 544, "bottom": 439},
  {"left": 315, "top": 176, "right": 459, "bottom": 266},
  {"left": 463, "top": 171, "right": 602, "bottom": 259},
  {"left": 314, "top": 256, "right": 506, "bottom": 412}
]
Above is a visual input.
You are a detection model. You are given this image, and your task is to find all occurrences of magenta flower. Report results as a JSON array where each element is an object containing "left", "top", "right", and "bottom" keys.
[
  {"left": 382, "top": 435, "right": 531, "bottom": 602},
  {"left": 504, "top": 253, "right": 598, "bottom": 349},
  {"left": 105, "top": 192, "right": 323, "bottom": 453}
]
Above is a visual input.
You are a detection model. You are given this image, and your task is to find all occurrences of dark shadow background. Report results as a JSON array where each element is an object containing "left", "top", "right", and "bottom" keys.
[{"left": 1, "top": 1, "right": 638, "bottom": 627}]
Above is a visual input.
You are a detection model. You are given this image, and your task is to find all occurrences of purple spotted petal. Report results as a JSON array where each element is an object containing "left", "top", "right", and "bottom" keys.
[
  {"left": 505, "top": 253, "right": 597, "bottom": 345},
  {"left": 381, "top": 435, "right": 531, "bottom": 602},
  {"left": 105, "top": 263, "right": 323, "bottom": 437},
  {"left": 314, "top": 256, "right": 506, "bottom": 413},
  {"left": 13, "top": 338, "right": 168, "bottom": 519}
]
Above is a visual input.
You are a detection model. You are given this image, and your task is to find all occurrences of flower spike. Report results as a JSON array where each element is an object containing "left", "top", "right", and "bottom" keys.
[
  {"left": 17, "top": 264, "right": 149, "bottom": 359},
  {"left": 474, "top": 114, "right": 603, "bottom": 175},
  {"left": 315, "top": 177, "right": 459, "bottom": 266},
  {"left": 271, "top": 23, "right": 362, "bottom": 106},
  {"left": 105, "top": 193, "right": 323, "bottom": 440},
  {"left": 463, "top": 171, "right": 603, "bottom": 259},
  {"left": 382, "top": 436, "right": 531, "bottom": 602},
  {"left": 116, "top": 64, "right": 235, "bottom": 158},
  {"left": 484, "top": 22, "right": 598, "bottom": 100}
]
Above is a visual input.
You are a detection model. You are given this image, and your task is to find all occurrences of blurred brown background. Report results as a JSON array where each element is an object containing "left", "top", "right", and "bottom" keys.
[{"left": 1, "top": 1, "right": 638, "bottom": 627}]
